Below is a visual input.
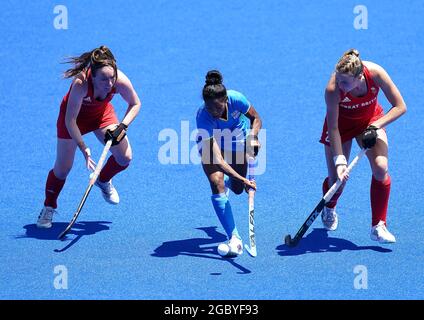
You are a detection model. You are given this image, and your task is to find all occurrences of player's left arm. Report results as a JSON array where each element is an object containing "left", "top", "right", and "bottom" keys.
[
  {"left": 369, "top": 62, "right": 407, "bottom": 129},
  {"left": 244, "top": 105, "right": 262, "bottom": 156},
  {"left": 115, "top": 69, "right": 142, "bottom": 127},
  {"left": 245, "top": 105, "right": 262, "bottom": 137}
]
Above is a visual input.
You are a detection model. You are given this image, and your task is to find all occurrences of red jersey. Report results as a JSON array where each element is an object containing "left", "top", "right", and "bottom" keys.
[
  {"left": 338, "top": 65, "right": 382, "bottom": 121},
  {"left": 57, "top": 69, "right": 119, "bottom": 139},
  {"left": 320, "top": 65, "right": 384, "bottom": 145}
]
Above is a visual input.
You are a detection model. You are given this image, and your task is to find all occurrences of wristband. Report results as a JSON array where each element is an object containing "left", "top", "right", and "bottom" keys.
[{"left": 333, "top": 155, "right": 347, "bottom": 167}]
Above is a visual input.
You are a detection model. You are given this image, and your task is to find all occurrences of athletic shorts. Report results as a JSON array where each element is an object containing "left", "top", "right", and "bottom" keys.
[
  {"left": 319, "top": 105, "right": 385, "bottom": 146},
  {"left": 57, "top": 101, "right": 119, "bottom": 139}
]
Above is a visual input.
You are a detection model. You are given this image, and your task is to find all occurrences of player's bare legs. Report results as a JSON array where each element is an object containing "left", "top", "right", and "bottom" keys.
[
  {"left": 321, "top": 140, "right": 352, "bottom": 231},
  {"left": 91, "top": 124, "right": 132, "bottom": 204},
  {"left": 357, "top": 129, "right": 395, "bottom": 243},
  {"left": 37, "top": 139, "right": 77, "bottom": 228}
]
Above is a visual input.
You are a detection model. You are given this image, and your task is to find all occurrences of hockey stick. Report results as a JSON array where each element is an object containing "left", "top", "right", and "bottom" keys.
[
  {"left": 284, "top": 148, "right": 367, "bottom": 247},
  {"left": 58, "top": 139, "right": 113, "bottom": 239},
  {"left": 244, "top": 156, "right": 257, "bottom": 257}
]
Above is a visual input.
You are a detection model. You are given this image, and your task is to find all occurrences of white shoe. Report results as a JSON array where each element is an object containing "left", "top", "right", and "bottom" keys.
[
  {"left": 94, "top": 179, "right": 119, "bottom": 205},
  {"left": 370, "top": 221, "right": 396, "bottom": 243},
  {"left": 321, "top": 206, "right": 338, "bottom": 231},
  {"left": 37, "top": 206, "right": 57, "bottom": 228},
  {"left": 217, "top": 236, "right": 243, "bottom": 257}
]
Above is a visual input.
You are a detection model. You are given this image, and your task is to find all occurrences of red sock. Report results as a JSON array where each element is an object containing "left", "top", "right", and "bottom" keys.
[
  {"left": 98, "top": 156, "right": 129, "bottom": 183},
  {"left": 371, "top": 175, "right": 391, "bottom": 226},
  {"left": 44, "top": 170, "right": 66, "bottom": 209},
  {"left": 322, "top": 177, "right": 345, "bottom": 208}
]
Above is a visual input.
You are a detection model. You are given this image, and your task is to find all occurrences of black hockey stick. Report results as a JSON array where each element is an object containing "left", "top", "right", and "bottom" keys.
[
  {"left": 284, "top": 148, "right": 367, "bottom": 247},
  {"left": 58, "top": 139, "right": 113, "bottom": 239}
]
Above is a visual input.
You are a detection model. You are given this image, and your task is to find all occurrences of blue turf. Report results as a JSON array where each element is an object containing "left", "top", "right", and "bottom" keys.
[{"left": 1, "top": 0, "right": 423, "bottom": 299}]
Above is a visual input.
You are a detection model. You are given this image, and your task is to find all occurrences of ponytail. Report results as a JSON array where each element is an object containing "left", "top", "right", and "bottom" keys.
[{"left": 63, "top": 45, "right": 117, "bottom": 81}]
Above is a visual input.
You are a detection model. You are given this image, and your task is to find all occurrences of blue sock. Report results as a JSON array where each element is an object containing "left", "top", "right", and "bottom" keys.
[{"left": 211, "top": 193, "right": 239, "bottom": 239}]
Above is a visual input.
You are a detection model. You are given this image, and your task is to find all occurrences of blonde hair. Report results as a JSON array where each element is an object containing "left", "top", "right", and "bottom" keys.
[{"left": 335, "top": 49, "right": 363, "bottom": 77}]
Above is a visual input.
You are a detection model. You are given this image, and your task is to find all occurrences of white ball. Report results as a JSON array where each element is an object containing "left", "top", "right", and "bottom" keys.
[{"left": 217, "top": 243, "right": 230, "bottom": 256}]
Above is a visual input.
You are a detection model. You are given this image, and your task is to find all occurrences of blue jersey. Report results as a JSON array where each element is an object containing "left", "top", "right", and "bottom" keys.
[{"left": 196, "top": 90, "right": 251, "bottom": 152}]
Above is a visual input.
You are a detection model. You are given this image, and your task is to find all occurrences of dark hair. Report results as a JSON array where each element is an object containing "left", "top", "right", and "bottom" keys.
[
  {"left": 202, "top": 70, "right": 227, "bottom": 101},
  {"left": 63, "top": 45, "right": 118, "bottom": 82}
]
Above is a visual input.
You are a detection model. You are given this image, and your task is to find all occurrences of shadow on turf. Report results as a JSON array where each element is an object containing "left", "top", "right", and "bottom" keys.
[
  {"left": 17, "top": 221, "right": 112, "bottom": 252},
  {"left": 152, "top": 226, "right": 252, "bottom": 274},
  {"left": 276, "top": 228, "right": 392, "bottom": 256}
]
